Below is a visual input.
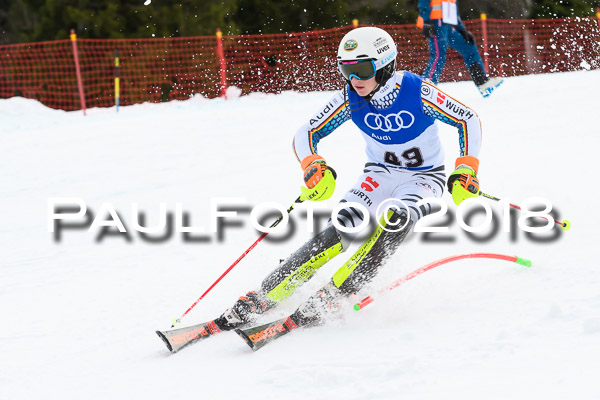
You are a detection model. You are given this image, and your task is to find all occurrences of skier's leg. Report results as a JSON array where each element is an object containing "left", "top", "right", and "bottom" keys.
[
  {"left": 261, "top": 224, "right": 345, "bottom": 303},
  {"left": 291, "top": 209, "right": 412, "bottom": 325},
  {"left": 214, "top": 224, "right": 346, "bottom": 330},
  {"left": 334, "top": 210, "right": 412, "bottom": 295},
  {"left": 334, "top": 166, "right": 445, "bottom": 295}
]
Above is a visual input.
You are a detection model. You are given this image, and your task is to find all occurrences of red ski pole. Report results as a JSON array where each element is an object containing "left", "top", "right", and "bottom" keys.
[
  {"left": 171, "top": 196, "right": 303, "bottom": 327},
  {"left": 354, "top": 253, "right": 532, "bottom": 311}
]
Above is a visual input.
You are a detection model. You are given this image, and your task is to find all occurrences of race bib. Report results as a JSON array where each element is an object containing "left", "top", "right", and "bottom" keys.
[{"left": 442, "top": 0, "right": 458, "bottom": 25}]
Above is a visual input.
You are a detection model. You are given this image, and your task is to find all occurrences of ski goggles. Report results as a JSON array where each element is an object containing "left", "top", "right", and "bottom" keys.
[{"left": 338, "top": 59, "right": 377, "bottom": 81}]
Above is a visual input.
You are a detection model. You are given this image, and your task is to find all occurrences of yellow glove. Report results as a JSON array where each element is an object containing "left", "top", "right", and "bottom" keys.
[
  {"left": 447, "top": 156, "right": 480, "bottom": 206},
  {"left": 300, "top": 155, "right": 336, "bottom": 201}
]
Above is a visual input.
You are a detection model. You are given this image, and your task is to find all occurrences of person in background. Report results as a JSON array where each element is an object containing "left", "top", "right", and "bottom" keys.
[{"left": 417, "top": 0, "right": 503, "bottom": 97}]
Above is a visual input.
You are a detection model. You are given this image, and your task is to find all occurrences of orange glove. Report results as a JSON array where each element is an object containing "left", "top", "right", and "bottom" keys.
[{"left": 301, "top": 155, "right": 333, "bottom": 189}]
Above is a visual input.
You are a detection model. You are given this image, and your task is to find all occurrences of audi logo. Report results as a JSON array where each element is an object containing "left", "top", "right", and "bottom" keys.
[{"left": 364, "top": 111, "right": 415, "bottom": 132}]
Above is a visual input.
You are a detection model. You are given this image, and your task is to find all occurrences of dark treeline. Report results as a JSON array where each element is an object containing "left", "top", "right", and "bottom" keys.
[{"left": 0, "top": 0, "right": 598, "bottom": 45}]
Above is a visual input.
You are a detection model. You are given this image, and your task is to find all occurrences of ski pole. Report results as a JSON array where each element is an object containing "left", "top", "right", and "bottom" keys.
[
  {"left": 171, "top": 196, "right": 303, "bottom": 327},
  {"left": 479, "top": 191, "right": 570, "bottom": 231},
  {"left": 354, "top": 253, "right": 532, "bottom": 311}
]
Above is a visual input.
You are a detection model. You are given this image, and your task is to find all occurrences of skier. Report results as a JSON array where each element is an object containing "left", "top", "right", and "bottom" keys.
[
  {"left": 214, "top": 26, "right": 483, "bottom": 332},
  {"left": 417, "top": 0, "right": 503, "bottom": 97}
]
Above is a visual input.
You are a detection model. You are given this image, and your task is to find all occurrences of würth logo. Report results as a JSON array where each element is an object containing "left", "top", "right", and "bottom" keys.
[{"left": 436, "top": 92, "right": 445, "bottom": 105}]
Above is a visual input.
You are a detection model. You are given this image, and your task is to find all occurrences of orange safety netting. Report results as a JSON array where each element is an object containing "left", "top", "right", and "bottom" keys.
[{"left": 1, "top": 17, "right": 599, "bottom": 111}]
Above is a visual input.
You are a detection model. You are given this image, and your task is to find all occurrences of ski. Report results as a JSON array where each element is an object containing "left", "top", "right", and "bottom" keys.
[
  {"left": 156, "top": 320, "right": 223, "bottom": 353},
  {"left": 235, "top": 282, "right": 339, "bottom": 351},
  {"left": 234, "top": 314, "right": 317, "bottom": 351},
  {"left": 159, "top": 283, "right": 337, "bottom": 353}
]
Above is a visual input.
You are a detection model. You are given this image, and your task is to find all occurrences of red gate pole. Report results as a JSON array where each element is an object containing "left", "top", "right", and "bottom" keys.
[
  {"left": 480, "top": 13, "right": 489, "bottom": 74},
  {"left": 215, "top": 28, "right": 228, "bottom": 99},
  {"left": 70, "top": 29, "right": 87, "bottom": 115},
  {"left": 354, "top": 253, "right": 532, "bottom": 311}
]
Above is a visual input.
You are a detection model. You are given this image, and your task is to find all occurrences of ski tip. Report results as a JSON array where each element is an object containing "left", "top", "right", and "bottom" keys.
[
  {"left": 515, "top": 256, "right": 532, "bottom": 267},
  {"left": 155, "top": 330, "right": 174, "bottom": 353},
  {"left": 560, "top": 220, "right": 571, "bottom": 231},
  {"left": 353, "top": 304, "right": 361, "bottom": 311}
]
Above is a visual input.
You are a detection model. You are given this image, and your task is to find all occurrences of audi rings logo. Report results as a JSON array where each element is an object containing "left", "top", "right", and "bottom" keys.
[{"left": 364, "top": 111, "right": 415, "bottom": 132}]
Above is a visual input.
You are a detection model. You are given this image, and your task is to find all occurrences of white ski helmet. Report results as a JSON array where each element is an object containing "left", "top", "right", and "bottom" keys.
[{"left": 337, "top": 26, "right": 398, "bottom": 87}]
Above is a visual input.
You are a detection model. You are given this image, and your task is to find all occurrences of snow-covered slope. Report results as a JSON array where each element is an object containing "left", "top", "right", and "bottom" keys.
[{"left": 1, "top": 70, "right": 599, "bottom": 400}]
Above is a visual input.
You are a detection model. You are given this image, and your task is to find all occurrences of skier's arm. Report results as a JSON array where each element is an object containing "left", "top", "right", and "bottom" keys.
[
  {"left": 292, "top": 91, "right": 351, "bottom": 163},
  {"left": 420, "top": 80, "right": 482, "bottom": 205},
  {"left": 420, "top": 80, "right": 482, "bottom": 158}
]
